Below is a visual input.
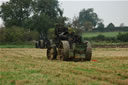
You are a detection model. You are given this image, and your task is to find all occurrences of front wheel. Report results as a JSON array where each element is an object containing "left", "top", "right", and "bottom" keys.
[{"left": 47, "top": 47, "right": 57, "bottom": 60}]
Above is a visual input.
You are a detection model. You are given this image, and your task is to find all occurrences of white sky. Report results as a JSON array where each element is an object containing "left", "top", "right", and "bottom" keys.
[
  {"left": 59, "top": 0, "right": 128, "bottom": 26},
  {"left": 0, "top": 0, "right": 128, "bottom": 27}
]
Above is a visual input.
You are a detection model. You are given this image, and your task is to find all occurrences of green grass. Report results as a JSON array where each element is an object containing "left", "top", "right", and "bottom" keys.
[
  {"left": 0, "top": 44, "right": 35, "bottom": 48},
  {"left": 82, "top": 32, "right": 127, "bottom": 38}
]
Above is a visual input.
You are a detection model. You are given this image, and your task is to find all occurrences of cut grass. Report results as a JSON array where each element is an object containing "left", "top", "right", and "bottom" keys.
[
  {"left": 0, "top": 44, "right": 35, "bottom": 48},
  {"left": 0, "top": 48, "right": 128, "bottom": 85}
]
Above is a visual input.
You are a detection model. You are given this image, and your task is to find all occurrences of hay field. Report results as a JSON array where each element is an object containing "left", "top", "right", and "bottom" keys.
[{"left": 0, "top": 48, "right": 128, "bottom": 85}]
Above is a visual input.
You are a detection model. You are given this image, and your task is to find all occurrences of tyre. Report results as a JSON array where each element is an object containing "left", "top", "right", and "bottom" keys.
[
  {"left": 39, "top": 40, "right": 44, "bottom": 48},
  {"left": 58, "top": 41, "right": 70, "bottom": 61},
  {"left": 85, "top": 42, "right": 92, "bottom": 61},
  {"left": 47, "top": 47, "right": 57, "bottom": 60},
  {"left": 35, "top": 41, "right": 39, "bottom": 48}
]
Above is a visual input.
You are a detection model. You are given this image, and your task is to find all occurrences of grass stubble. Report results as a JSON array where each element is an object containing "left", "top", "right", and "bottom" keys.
[{"left": 0, "top": 48, "right": 128, "bottom": 85}]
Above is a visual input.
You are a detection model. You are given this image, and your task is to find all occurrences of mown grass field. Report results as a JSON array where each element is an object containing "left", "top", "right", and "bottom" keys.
[
  {"left": 0, "top": 44, "right": 35, "bottom": 48},
  {"left": 82, "top": 32, "right": 127, "bottom": 38},
  {"left": 0, "top": 48, "right": 128, "bottom": 85}
]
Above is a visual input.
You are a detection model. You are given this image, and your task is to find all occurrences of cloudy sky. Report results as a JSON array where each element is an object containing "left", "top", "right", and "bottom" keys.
[
  {"left": 0, "top": 0, "right": 128, "bottom": 27},
  {"left": 59, "top": 0, "right": 128, "bottom": 26}
]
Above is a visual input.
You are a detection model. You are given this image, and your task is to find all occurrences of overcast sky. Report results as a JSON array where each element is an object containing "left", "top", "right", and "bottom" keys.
[
  {"left": 59, "top": 0, "right": 128, "bottom": 26},
  {"left": 0, "top": 0, "right": 128, "bottom": 27}
]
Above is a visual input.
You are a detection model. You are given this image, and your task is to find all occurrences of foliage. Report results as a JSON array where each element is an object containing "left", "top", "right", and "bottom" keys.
[
  {"left": 79, "top": 8, "right": 100, "bottom": 27},
  {"left": 0, "top": 27, "right": 39, "bottom": 44},
  {"left": 72, "top": 16, "right": 79, "bottom": 29},
  {"left": 83, "top": 32, "right": 128, "bottom": 42},
  {"left": 0, "top": 0, "right": 32, "bottom": 27},
  {"left": 97, "top": 22, "right": 105, "bottom": 32},
  {"left": 72, "top": 8, "right": 100, "bottom": 32},
  {"left": 48, "top": 28, "right": 55, "bottom": 39},
  {"left": 30, "top": 14, "right": 54, "bottom": 35},
  {"left": 95, "top": 34, "right": 105, "bottom": 41},
  {"left": 0, "top": 29, "right": 5, "bottom": 42},
  {"left": 31, "top": 0, "right": 63, "bottom": 35},
  {"left": 32, "top": 0, "right": 60, "bottom": 18},
  {"left": 72, "top": 17, "right": 82, "bottom": 34},
  {"left": 106, "top": 23, "right": 115, "bottom": 31},
  {"left": 0, "top": 0, "right": 63, "bottom": 36},
  {"left": 84, "top": 35, "right": 117, "bottom": 42},
  {"left": 79, "top": 8, "right": 100, "bottom": 31},
  {"left": 117, "top": 32, "right": 128, "bottom": 42},
  {"left": 82, "top": 32, "right": 120, "bottom": 38},
  {"left": 74, "top": 28, "right": 84, "bottom": 35},
  {"left": 84, "top": 21, "right": 93, "bottom": 31}
]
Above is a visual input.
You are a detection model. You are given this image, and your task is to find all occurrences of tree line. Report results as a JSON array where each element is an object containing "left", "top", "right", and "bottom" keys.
[
  {"left": 0, "top": 0, "right": 128, "bottom": 44},
  {"left": 72, "top": 9, "right": 128, "bottom": 32},
  {"left": 94, "top": 23, "right": 128, "bottom": 32}
]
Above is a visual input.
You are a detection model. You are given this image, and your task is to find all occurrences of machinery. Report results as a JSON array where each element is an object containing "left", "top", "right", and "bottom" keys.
[
  {"left": 35, "top": 33, "right": 50, "bottom": 49},
  {"left": 47, "top": 24, "right": 92, "bottom": 61}
]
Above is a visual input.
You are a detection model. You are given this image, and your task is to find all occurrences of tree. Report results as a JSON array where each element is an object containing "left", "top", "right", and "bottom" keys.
[
  {"left": 84, "top": 21, "right": 93, "bottom": 31},
  {"left": 72, "top": 8, "right": 100, "bottom": 31},
  {"left": 72, "top": 16, "right": 79, "bottom": 29},
  {"left": 0, "top": 0, "right": 33, "bottom": 27},
  {"left": 106, "top": 23, "right": 115, "bottom": 31},
  {"left": 32, "top": 0, "right": 61, "bottom": 18},
  {"left": 30, "top": 14, "right": 54, "bottom": 36},
  {"left": 79, "top": 8, "right": 100, "bottom": 28},
  {"left": 97, "top": 22, "right": 105, "bottom": 32},
  {"left": 0, "top": 0, "right": 63, "bottom": 36},
  {"left": 31, "top": 0, "right": 63, "bottom": 35},
  {"left": 72, "top": 16, "right": 84, "bottom": 35}
]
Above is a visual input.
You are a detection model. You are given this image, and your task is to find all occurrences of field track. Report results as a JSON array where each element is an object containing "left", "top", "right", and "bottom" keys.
[{"left": 0, "top": 48, "right": 128, "bottom": 85}]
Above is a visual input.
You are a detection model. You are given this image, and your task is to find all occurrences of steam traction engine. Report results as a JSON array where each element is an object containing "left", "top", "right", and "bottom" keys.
[{"left": 47, "top": 24, "right": 92, "bottom": 61}]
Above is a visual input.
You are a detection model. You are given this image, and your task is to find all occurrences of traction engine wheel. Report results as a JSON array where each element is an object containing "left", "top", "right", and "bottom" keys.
[
  {"left": 35, "top": 41, "right": 39, "bottom": 48},
  {"left": 47, "top": 47, "right": 57, "bottom": 60},
  {"left": 39, "top": 40, "right": 44, "bottom": 48},
  {"left": 85, "top": 42, "right": 92, "bottom": 61},
  {"left": 58, "top": 41, "right": 70, "bottom": 61}
]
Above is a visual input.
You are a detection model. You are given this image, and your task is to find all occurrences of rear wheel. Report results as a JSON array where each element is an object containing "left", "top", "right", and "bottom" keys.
[
  {"left": 35, "top": 41, "right": 39, "bottom": 48},
  {"left": 58, "top": 41, "right": 70, "bottom": 61},
  {"left": 85, "top": 42, "right": 92, "bottom": 61},
  {"left": 39, "top": 40, "right": 44, "bottom": 48}
]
